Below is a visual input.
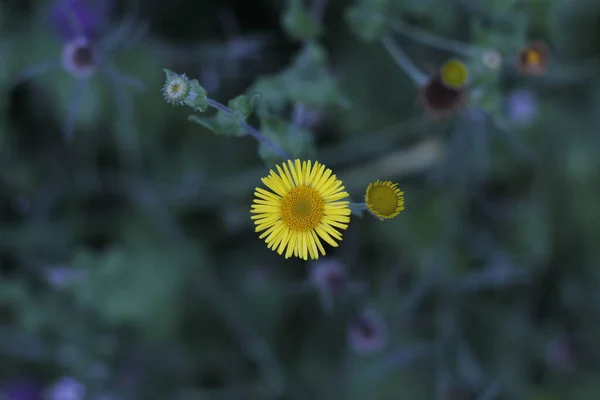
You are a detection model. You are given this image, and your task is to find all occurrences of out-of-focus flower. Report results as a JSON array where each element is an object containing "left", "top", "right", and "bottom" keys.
[
  {"left": 516, "top": 41, "right": 549, "bottom": 76},
  {"left": 17, "top": 0, "right": 146, "bottom": 142},
  {"left": 250, "top": 159, "right": 351, "bottom": 260},
  {"left": 45, "top": 265, "right": 86, "bottom": 289},
  {"left": 364, "top": 180, "right": 405, "bottom": 220},
  {"left": 347, "top": 308, "right": 389, "bottom": 355},
  {"left": 482, "top": 50, "right": 502, "bottom": 70},
  {"left": 45, "top": 377, "right": 86, "bottom": 400},
  {"left": 2, "top": 378, "right": 43, "bottom": 400},
  {"left": 440, "top": 59, "right": 469, "bottom": 90},
  {"left": 544, "top": 337, "right": 577, "bottom": 373},
  {"left": 309, "top": 258, "right": 346, "bottom": 294},
  {"left": 419, "top": 73, "right": 467, "bottom": 120},
  {"left": 50, "top": 0, "right": 112, "bottom": 41},
  {"left": 505, "top": 88, "right": 538, "bottom": 126},
  {"left": 61, "top": 37, "right": 97, "bottom": 78}
]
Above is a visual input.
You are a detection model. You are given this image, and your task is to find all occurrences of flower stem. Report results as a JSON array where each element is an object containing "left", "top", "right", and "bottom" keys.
[
  {"left": 390, "top": 19, "right": 487, "bottom": 57},
  {"left": 381, "top": 35, "right": 429, "bottom": 87},
  {"left": 350, "top": 202, "right": 368, "bottom": 216},
  {"left": 206, "top": 98, "right": 290, "bottom": 160}
]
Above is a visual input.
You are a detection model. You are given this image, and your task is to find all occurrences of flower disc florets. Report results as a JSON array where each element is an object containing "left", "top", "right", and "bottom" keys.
[{"left": 162, "top": 73, "right": 191, "bottom": 105}]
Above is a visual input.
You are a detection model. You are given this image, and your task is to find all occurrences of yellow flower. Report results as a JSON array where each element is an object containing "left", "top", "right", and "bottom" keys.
[
  {"left": 516, "top": 41, "right": 549, "bottom": 76},
  {"left": 251, "top": 159, "right": 351, "bottom": 260},
  {"left": 364, "top": 180, "right": 405, "bottom": 220},
  {"left": 440, "top": 58, "right": 469, "bottom": 89}
]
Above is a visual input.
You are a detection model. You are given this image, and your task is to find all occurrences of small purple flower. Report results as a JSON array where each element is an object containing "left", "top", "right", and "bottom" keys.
[
  {"left": 309, "top": 258, "right": 346, "bottom": 295},
  {"left": 51, "top": 0, "right": 112, "bottom": 41},
  {"left": 61, "top": 37, "right": 98, "bottom": 78},
  {"left": 2, "top": 378, "right": 43, "bottom": 400},
  {"left": 505, "top": 88, "right": 538, "bottom": 126},
  {"left": 544, "top": 337, "right": 577, "bottom": 373},
  {"left": 45, "top": 377, "right": 86, "bottom": 400},
  {"left": 347, "top": 308, "right": 389, "bottom": 355}
]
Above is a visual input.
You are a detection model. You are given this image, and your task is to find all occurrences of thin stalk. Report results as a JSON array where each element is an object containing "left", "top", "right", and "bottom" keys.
[
  {"left": 349, "top": 202, "right": 368, "bottom": 216},
  {"left": 381, "top": 35, "right": 428, "bottom": 87},
  {"left": 390, "top": 19, "right": 488, "bottom": 57},
  {"left": 206, "top": 98, "right": 290, "bottom": 160}
]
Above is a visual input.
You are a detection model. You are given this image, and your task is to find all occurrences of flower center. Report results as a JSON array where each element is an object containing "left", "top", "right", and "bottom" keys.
[
  {"left": 280, "top": 186, "right": 324, "bottom": 232},
  {"left": 366, "top": 186, "right": 398, "bottom": 216},
  {"left": 525, "top": 50, "right": 541, "bottom": 65},
  {"left": 171, "top": 82, "right": 181, "bottom": 94},
  {"left": 440, "top": 60, "right": 468, "bottom": 88},
  {"left": 73, "top": 45, "right": 95, "bottom": 68}
]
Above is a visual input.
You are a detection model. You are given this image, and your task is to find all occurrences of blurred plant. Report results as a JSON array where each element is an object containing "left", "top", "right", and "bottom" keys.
[
  {"left": 1, "top": 377, "right": 43, "bottom": 400},
  {"left": 515, "top": 40, "right": 550, "bottom": 76},
  {"left": 347, "top": 308, "right": 389, "bottom": 355},
  {"left": 15, "top": 0, "right": 146, "bottom": 151},
  {"left": 44, "top": 377, "right": 86, "bottom": 400}
]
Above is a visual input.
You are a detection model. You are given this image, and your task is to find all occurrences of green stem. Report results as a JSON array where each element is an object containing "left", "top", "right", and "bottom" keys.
[
  {"left": 350, "top": 202, "right": 368, "bottom": 216},
  {"left": 381, "top": 35, "right": 429, "bottom": 87},
  {"left": 390, "top": 19, "right": 488, "bottom": 57},
  {"left": 206, "top": 98, "right": 290, "bottom": 160}
]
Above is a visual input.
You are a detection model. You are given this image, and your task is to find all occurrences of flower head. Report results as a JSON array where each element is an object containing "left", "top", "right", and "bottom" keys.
[
  {"left": 2, "top": 378, "right": 43, "bottom": 400},
  {"left": 61, "top": 36, "right": 97, "bottom": 78},
  {"left": 419, "top": 73, "right": 467, "bottom": 119},
  {"left": 162, "top": 72, "right": 191, "bottom": 105},
  {"left": 505, "top": 88, "right": 538, "bottom": 125},
  {"left": 364, "top": 180, "right": 405, "bottom": 220},
  {"left": 46, "top": 377, "right": 86, "bottom": 400},
  {"left": 310, "top": 258, "right": 346, "bottom": 294},
  {"left": 440, "top": 58, "right": 469, "bottom": 89},
  {"left": 482, "top": 50, "right": 502, "bottom": 70},
  {"left": 251, "top": 159, "right": 351, "bottom": 260},
  {"left": 516, "top": 41, "right": 549, "bottom": 76},
  {"left": 347, "top": 308, "right": 389, "bottom": 355}
]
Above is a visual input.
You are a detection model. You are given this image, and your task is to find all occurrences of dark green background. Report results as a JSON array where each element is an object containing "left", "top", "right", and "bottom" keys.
[{"left": 1, "top": 0, "right": 600, "bottom": 398}]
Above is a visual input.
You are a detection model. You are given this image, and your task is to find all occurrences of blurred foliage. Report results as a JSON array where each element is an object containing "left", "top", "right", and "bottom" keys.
[{"left": 1, "top": 0, "right": 600, "bottom": 399}]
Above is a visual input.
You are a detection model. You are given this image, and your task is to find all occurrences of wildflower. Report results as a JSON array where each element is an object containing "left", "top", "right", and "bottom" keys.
[
  {"left": 16, "top": 1, "right": 146, "bottom": 142},
  {"left": 310, "top": 258, "right": 346, "bottom": 294},
  {"left": 61, "top": 36, "right": 97, "bottom": 78},
  {"left": 161, "top": 72, "right": 191, "bottom": 105},
  {"left": 505, "top": 88, "right": 538, "bottom": 126},
  {"left": 347, "top": 308, "right": 388, "bottom": 355},
  {"left": 51, "top": 0, "right": 112, "bottom": 41},
  {"left": 364, "top": 180, "right": 405, "bottom": 220},
  {"left": 250, "top": 159, "right": 351, "bottom": 260},
  {"left": 516, "top": 41, "right": 549, "bottom": 76},
  {"left": 440, "top": 58, "right": 469, "bottom": 89},
  {"left": 419, "top": 73, "right": 467, "bottom": 119},
  {"left": 45, "top": 265, "right": 87, "bottom": 289},
  {"left": 544, "top": 337, "right": 577, "bottom": 373},
  {"left": 45, "top": 377, "right": 86, "bottom": 400},
  {"left": 482, "top": 49, "right": 502, "bottom": 70},
  {"left": 2, "top": 377, "right": 43, "bottom": 400}
]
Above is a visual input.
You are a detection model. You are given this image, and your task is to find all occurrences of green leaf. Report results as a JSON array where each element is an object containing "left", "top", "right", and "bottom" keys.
[
  {"left": 282, "top": 0, "right": 322, "bottom": 41},
  {"left": 282, "top": 43, "right": 350, "bottom": 108},
  {"left": 345, "top": 5, "right": 388, "bottom": 42},
  {"left": 249, "top": 75, "right": 289, "bottom": 116},
  {"left": 228, "top": 93, "right": 262, "bottom": 120},
  {"left": 258, "top": 114, "right": 315, "bottom": 165},
  {"left": 188, "top": 111, "right": 245, "bottom": 137},
  {"left": 70, "top": 246, "right": 195, "bottom": 338},
  {"left": 283, "top": 67, "right": 350, "bottom": 108},
  {"left": 184, "top": 79, "right": 209, "bottom": 112},
  {"left": 163, "top": 68, "right": 177, "bottom": 80}
]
